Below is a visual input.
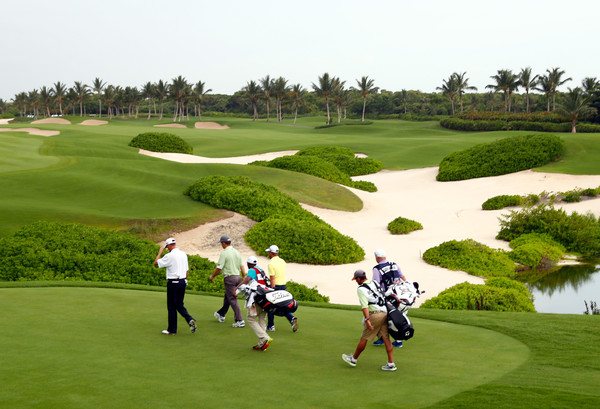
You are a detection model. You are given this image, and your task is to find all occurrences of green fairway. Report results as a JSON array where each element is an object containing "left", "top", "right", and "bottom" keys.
[
  {"left": 0, "top": 286, "right": 528, "bottom": 409},
  {"left": 1, "top": 116, "right": 599, "bottom": 239}
]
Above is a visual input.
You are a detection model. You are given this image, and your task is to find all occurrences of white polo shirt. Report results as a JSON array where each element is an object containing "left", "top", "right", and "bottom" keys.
[{"left": 157, "top": 248, "right": 189, "bottom": 279}]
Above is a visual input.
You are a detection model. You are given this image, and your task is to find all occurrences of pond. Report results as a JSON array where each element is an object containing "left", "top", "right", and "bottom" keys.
[{"left": 519, "top": 263, "right": 600, "bottom": 315}]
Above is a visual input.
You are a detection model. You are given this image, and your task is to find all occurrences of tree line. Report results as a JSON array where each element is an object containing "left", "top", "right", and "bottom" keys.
[{"left": 2, "top": 68, "right": 599, "bottom": 124}]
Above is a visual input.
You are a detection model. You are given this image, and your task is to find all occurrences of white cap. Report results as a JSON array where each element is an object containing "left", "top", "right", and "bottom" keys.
[
  {"left": 265, "top": 245, "right": 279, "bottom": 254},
  {"left": 374, "top": 248, "right": 386, "bottom": 258},
  {"left": 247, "top": 256, "right": 258, "bottom": 265},
  {"left": 165, "top": 238, "right": 176, "bottom": 246}
]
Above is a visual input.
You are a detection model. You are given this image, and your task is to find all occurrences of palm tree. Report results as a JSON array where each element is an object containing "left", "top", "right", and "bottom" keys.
[
  {"left": 92, "top": 78, "right": 106, "bottom": 118},
  {"left": 72, "top": 81, "right": 91, "bottom": 116},
  {"left": 312, "top": 73, "right": 334, "bottom": 124},
  {"left": 535, "top": 75, "right": 553, "bottom": 112},
  {"left": 141, "top": 82, "right": 155, "bottom": 120},
  {"left": 170, "top": 76, "right": 188, "bottom": 122},
  {"left": 52, "top": 81, "right": 67, "bottom": 116},
  {"left": 452, "top": 72, "right": 477, "bottom": 112},
  {"left": 399, "top": 89, "right": 409, "bottom": 114},
  {"left": 556, "top": 87, "right": 597, "bottom": 133},
  {"left": 243, "top": 80, "right": 261, "bottom": 121},
  {"left": 331, "top": 77, "right": 346, "bottom": 123},
  {"left": 289, "top": 84, "right": 307, "bottom": 124},
  {"left": 28, "top": 89, "right": 40, "bottom": 119},
  {"left": 193, "top": 81, "right": 212, "bottom": 121},
  {"left": 13, "top": 92, "right": 28, "bottom": 117},
  {"left": 39, "top": 86, "right": 52, "bottom": 117},
  {"left": 437, "top": 75, "right": 458, "bottom": 115},
  {"left": 518, "top": 67, "right": 538, "bottom": 114},
  {"left": 272, "top": 77, "right": 288, "bottom": 122},
  {"left": 581, "top": 77, "right": 599, "bottom": 96},
  {"left": 486, "top": 69, "right": 519, "bottom": 112},
  {"left": 354, "top": 76, "right": 378, "bottom": 122},
  {"left": 155, "top": 80, "right": 169, "bottom": 121},
  {"left": 103, "top": 85, "right": 115, "bottom": 119},
  {"left": 260, "top": 75, "right": 273, "bottom": 122},
  {"left": 546, "top": 67, "right": 572, "bottom": 111}
]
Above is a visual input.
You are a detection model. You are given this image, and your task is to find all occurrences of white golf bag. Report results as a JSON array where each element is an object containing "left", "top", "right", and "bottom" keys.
[{"left": 384, "top": 281, "right": 423, "bottom": 341}]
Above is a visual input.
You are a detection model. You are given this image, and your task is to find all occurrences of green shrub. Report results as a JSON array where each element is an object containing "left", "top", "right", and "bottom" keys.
[
  {"left": 184, "top": 176, "right": 311, "bottom": 222},
  {"left": 562, "top": 189, "right": 582, "bottom": 203},
  {"left": 524, "top": 194, "right": 541, "bottom": 205},
  {"left": 185, "top": 176, "right": 364, "bottom": 264},
  {"left": 129, "top": 132, "right": 193, "bottom": 154},
  {"left": 482, "top": 195, "right": 524, "bottom": 210},
  {"left": 420, "top": 280, "right": 535, "bottom": 312},
  {"left": 580, "top": 188, "right": 598, "bottom": 197},
  {"left": 297, "top": 146, "right": 383, "bottom": 176},
  {"left": 286, "top": 280, "right": 330, "bottom": 303},
  {"left": 437, "top": 134, "right": 564, "bottom": 181},
  {"left": 0, "top": 221, "right": 219, "bottom": 292},
  {"left": 422, "top": 239, "right": 516, "bottom": 278},
  {"left": 497, "top": 204, "right": 600, "bottom": 256},
  {"left": 244, "top": 217, "right": 364, "bottom": 264},
  {"left": 351, "top": 180, "right": 377, "bottom": 192},
  {"left": 255, "top": 155, "right": 353, "bottom": 185},
  {"left": 388, "top": 216, "right": 423, "bottom": 234}
]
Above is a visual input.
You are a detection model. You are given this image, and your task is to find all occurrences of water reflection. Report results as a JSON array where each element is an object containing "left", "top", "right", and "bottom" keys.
[{"left": 517, "top": 263, "right": 600, "bottom": 314}]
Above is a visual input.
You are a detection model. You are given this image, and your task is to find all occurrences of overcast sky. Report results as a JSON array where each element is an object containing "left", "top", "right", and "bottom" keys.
[{"left": 1, "top": 0, "right": 598, "bottom": 100}]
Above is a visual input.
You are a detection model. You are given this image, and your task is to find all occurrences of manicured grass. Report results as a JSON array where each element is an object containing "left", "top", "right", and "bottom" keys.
[
  {"left": 1, "top": 116, "right": 599, "bottom": 239},
  {"left": 0, "top": 286, "right": 529, "bottom": 409}
]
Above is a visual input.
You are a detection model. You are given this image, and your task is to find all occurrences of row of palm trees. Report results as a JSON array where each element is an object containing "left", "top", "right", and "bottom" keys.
[
  {"left": 438, "top": 67, "right": 599, "bottom": 115},
  {"left": 8, "top": 69, "right": 599, "bottom": 123}
]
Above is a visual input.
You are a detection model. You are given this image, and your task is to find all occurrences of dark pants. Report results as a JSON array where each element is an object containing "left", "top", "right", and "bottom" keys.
[
  {"left": 267, "top": 284, "right": 295, "bottom": 327},
  {"left": 167, "top": 279, "right": 194, "bottom": 334},
  {"left": 217, "top": 275, "right": 243, "bottom": 322}
]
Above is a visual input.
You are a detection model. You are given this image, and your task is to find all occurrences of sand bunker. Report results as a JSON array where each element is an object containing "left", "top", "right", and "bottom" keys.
[
  {"left": 80, "top": 119, "right": 108, "bottom": 126},
  {"left": 139, "top": 149, "right": 297, "bottom": 164},
  {"left": 31, "top": 118, "right": 71, "bottom": 125},
  {"left": 154, "top": 123, "right": 187, "bottom": 128},
  {"left": 151, "top": 147, "right": 600, "bottom": 306},
  {"left": 0, "top": 128, "right": 59, "bottom": 137},
  {"left": 0, "top": 118, "right": 14, "bottom": 125},
  {"left": 195, "top": 121, "right": 229, "bottom": 130}
]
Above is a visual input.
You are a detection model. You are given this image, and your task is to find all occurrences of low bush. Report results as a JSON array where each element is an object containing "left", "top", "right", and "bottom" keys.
[
  {"left": 297, "top": 146, "right": 383, "bottom": 176},
  {"left": 482, "top": 195, "right": 524, "bottom": 210},
  {"left": 580, "top": 187, "right": 599, "bottom": 197},
  {"left": 185, "top": 176, "right": 364, "bottom": 264},
  {"left": 387, "top": 216, "right": 423, "bottom": 234},
  {"left": 420, "top": 279, "right": 535, "bottom": 312},
  {"left": 508, "top": 233, "right": 565, "bottom": 269},
  {"left": 244, "top": 217, "right": 364, "bottom": 264},
  {"left": 497, "top": 204, "right": 600, "bottom": 256},
  {"left": 252, "top": 148, "right": 379, "bottom": 192},
  {"left": 287, "top": 280, "right": 330, "bottom": 303},
  {"left": 0, "top": 221, "right": 220, "bottom": 292},
  {"left": 562, "top": 189, "right": 582, "bottom": 203},
  {"left": 422, "top": 239, "right": 516, "bottom": 278},
  {"left": 128, "top": 132, "right": 193, "bottom": 154},
  {"left": 437, "top": 134, "right": 564, "bottom": 181}
]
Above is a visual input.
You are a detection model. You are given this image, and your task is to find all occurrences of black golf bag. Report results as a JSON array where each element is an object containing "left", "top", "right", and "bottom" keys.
[
  {"left": 386, "top": 302, "right": 414, "bottom": 341},
  {"left": 253, "top": 286, "right": 298, "bottom": 316}
]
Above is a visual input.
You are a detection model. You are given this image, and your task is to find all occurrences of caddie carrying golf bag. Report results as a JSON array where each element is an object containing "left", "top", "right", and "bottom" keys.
[
  {"left": 253, "top": 286, "right": 298, "bottom": 316},
  {"left": 384, "top": 281, "right": 424, "bottom": 341}
]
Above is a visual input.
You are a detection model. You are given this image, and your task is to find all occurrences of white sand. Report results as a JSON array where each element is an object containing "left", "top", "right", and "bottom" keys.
[
  {"left": 31, "top": 118, "right": 71, "bottom": 124},
  {"left": 0, "top": 118, "right": 14, "bottom": 125},
  {"left": 154, "top": 123, "right": 187, "bottom": 128},
  {"left": 195, "top": 121, "right": 229, "bottom": 130},
  {"left": 146, "top": 150, "right": 600, "bottom": 306},
  {"left": 139, "top": 149, "right": 298, "bottom": 164},
  {"left": 80, "top": 119, "right": 108, "bottom": 126},
  {"left": 0, "top": 127, "right": 60, "bottom": 137}
]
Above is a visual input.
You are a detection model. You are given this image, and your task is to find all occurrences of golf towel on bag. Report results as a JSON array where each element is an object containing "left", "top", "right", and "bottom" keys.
[
  {"left": 253, "top": 286, "right": 298, "bottom": 316},
  {"left": 386, "top": 302, "right": 414, "bottom": 341}
]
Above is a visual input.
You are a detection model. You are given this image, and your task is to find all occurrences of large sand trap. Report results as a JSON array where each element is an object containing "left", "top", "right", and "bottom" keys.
[
  {"left": 0, "top": 118, "right": 14, "bottom": 125},
  {"left": 0, "top": 127, "right": 59, "bottom": 137},
  {"left": 154, "top": 123, "right": 187, "bottom": 128},
  {"left": 148, "top": 150, "right": 600, "bottom": 306},
  {"left": 139, "top": 149, "right": 298, "bottom": 164},
  {"left": 31, "top": 118, "right": 71, "bottom": 125},
  {"left": 80, "top": 119, "right": 108, "bottom": 126},
  {"left": 195, "top": 121, "right": 229, "bottom": 130}
]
